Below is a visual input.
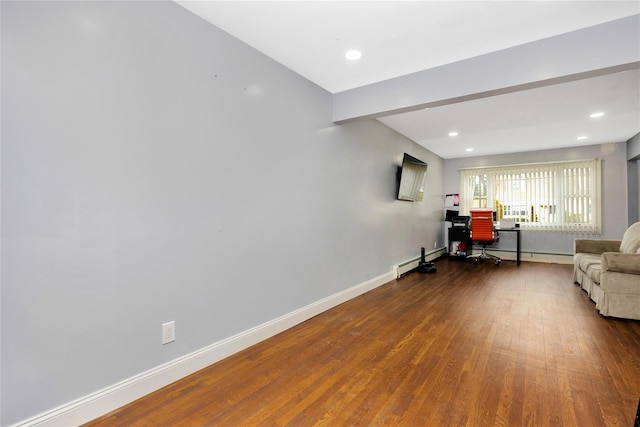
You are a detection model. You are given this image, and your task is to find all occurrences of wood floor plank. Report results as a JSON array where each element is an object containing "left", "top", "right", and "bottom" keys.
[{"left": 84, "top": 260, "right": 640, "bottom": 426}]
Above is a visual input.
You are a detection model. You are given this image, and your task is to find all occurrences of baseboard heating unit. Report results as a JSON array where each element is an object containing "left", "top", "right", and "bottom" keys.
[{"left": 394, "top": 247, "right": 447, "bottom": 278}]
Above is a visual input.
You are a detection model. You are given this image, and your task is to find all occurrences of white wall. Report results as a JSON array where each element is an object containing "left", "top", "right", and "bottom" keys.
[
  {"left": 0, "top": 2, "right": 443, "bottom": 424},
  {"left": 444, "top": 143, "right": 629, "bottom": 255}
]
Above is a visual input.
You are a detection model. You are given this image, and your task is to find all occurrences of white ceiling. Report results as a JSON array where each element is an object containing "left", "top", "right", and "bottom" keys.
[
  {"left": 176, "top": 1, "right": 640, "bottom": 159},
  {"left": 379, "top": 69, "right": 640, "bottom": 158}
]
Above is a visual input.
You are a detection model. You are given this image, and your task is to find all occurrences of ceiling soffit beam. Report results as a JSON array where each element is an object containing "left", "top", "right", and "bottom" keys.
[{"left": 332, "top": 15, "right": 640, "bottom": 124}]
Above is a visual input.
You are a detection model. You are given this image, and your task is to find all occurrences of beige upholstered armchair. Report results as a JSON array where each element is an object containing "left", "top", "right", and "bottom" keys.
[{"left": 573, "top": 222, "right": 640, "bottom": 320}]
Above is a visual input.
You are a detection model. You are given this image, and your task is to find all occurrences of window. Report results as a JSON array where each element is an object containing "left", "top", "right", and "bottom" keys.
[{"left": 459, "top": 159, "right": 602, "bottom": 233}]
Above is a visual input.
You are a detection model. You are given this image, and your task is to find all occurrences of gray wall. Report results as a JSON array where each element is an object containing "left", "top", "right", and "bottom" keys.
[
  {"left": 444, "top": 143, "right": 629, "bottom": 255},
  {"left": 0, "top": 1, "right": 443, "bottom": 424},
  {"left": 628, "top": 132, "right": 640, "bottom": 159},
  {"left": 627, "top": 132, "right": 640, "bottom": 223},
  {"left": 628, "top": 158, "right": 639, "bottom": 224}
]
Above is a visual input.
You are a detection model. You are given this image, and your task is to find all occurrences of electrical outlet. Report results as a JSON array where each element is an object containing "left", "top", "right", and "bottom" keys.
[
  {"left": 162, "top": 321, "right": 175, "bottom": 345},
  {"left": 434, "top": 241, "right": 437, "bottom": 249}
]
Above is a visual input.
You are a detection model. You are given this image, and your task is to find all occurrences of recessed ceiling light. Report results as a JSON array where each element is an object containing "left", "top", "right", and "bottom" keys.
[
  {"left": 465, "top": 148, "right": 474, "bottom": 152},
  {"left": 577, "top": 136, "right": 588, "bottom": 140},
  {"left": 448, "top": 131, "right": 459, "bottom": 137},
  {"left": 345, "top": 50, "right": 362, "bottom": 60},
  {"left": 590, "top": 112, "right": 605, "bottom": 118}
]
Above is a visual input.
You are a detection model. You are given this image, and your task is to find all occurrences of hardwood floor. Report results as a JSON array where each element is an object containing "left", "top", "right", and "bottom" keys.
[{"left": 85, "top": 260, "right": 640, "bottom": 426}]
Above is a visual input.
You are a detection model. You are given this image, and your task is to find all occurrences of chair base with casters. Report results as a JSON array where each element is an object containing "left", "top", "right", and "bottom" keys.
[
  {"left": 467, "top": 209, "right": 501, "bottom": 265},
  {"left": 467, "top": 246, "right": 501, "bottom": 265}
]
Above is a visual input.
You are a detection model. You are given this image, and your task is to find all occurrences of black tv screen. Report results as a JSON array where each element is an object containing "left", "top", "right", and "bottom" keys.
[{"left": 397, "top": 153, "right": 428, "bottom": 202}]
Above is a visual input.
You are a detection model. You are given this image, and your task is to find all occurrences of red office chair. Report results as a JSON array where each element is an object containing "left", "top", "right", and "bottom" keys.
[{"left": 467, "top": 209, "right": 501, "bottom": 265}]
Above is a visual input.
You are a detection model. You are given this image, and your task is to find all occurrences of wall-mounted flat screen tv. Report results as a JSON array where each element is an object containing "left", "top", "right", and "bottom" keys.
[{"left": 397, "top": 153, "right": 428, "bottom": 202}]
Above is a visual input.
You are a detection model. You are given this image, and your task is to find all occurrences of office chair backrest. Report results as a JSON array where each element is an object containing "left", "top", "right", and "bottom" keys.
[{"left": 470, "top": 210, "right": 495, "bottom": 243}]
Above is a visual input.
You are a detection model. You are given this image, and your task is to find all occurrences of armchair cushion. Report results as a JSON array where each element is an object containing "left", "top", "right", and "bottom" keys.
[
  {"left": 620, "top": 222, "right": 640, "bottom": 253},
  {"left": 586, "top": 264, "right": 601, "bottom": 284},
  {"left": 577, "top": 253, "right": 601, "bottom": 273}
]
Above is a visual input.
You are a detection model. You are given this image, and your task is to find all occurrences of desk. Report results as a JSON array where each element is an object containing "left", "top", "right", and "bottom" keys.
[{"left": 495, "top": 228, "right": 521, "bottom": 265}]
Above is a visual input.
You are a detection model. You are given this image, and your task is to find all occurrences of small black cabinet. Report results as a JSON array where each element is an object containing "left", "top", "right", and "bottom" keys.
[{"left": 448, "top": 227, "right": 472, "bottom": 259}]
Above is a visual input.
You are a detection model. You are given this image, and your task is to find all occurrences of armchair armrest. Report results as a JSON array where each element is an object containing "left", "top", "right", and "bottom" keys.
[
  {"left": 602, "top": 252, "right": 640, "bottom": 275},
  {"left": 574, "top": 239, "right": 621, "bottom": 255}
]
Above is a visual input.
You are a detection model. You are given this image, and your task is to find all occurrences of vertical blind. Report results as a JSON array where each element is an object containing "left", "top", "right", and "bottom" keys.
[{"left": 459, "top": 159, "right": 602, "bottom": 233}]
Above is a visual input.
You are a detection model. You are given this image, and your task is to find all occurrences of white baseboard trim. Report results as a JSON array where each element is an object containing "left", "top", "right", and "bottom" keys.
[
  {"left": 393, "top": 247, "right": 447, "bottom": 277},
  {"left": 521, "top": 252, "right": 573, "bottom": 264},
  {"left": 478, "top": 249, "right": 573, "bottom": 265},
  {"left": 14, "top": 269, "right": 396, "bottom": 427}
]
